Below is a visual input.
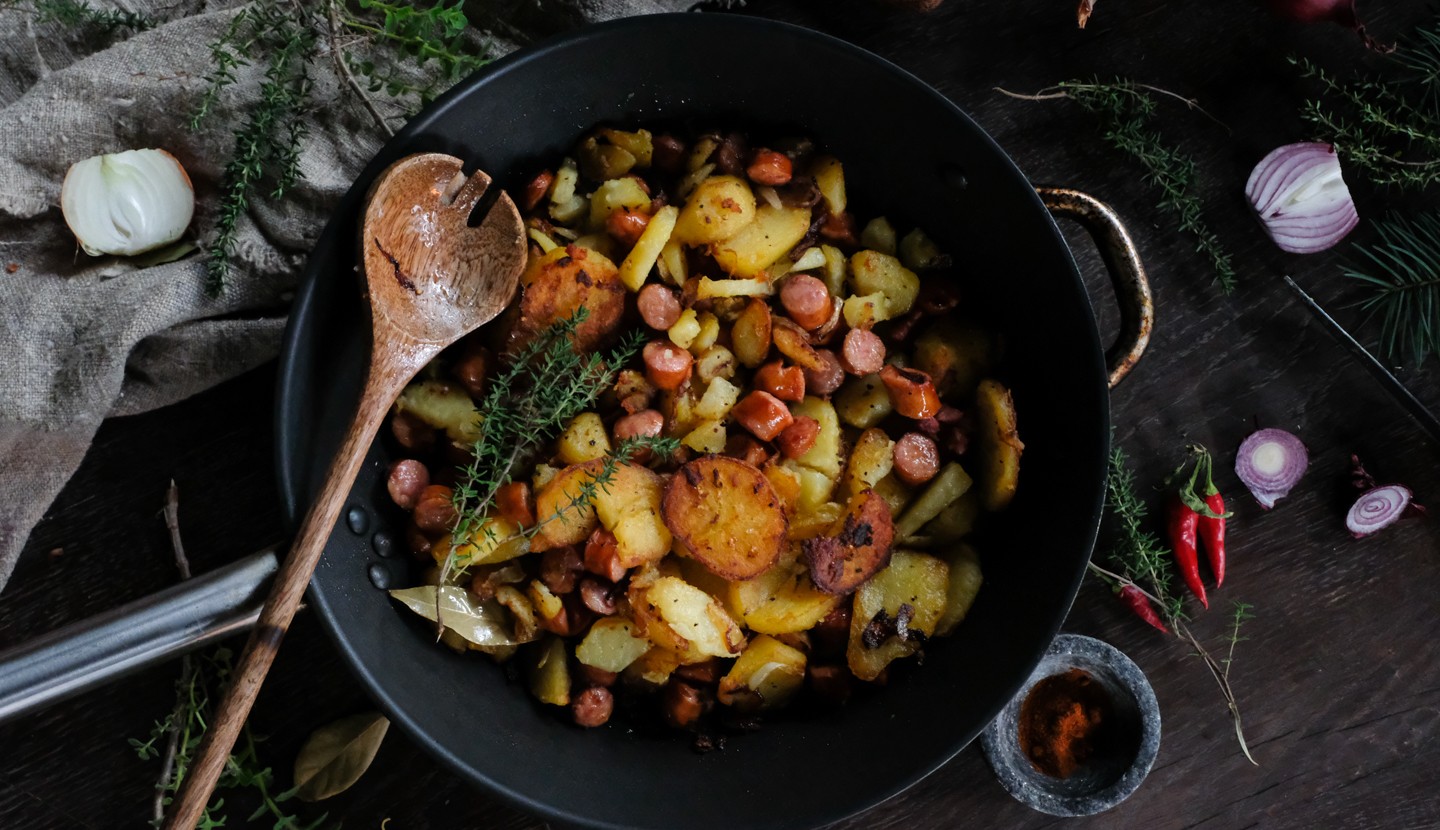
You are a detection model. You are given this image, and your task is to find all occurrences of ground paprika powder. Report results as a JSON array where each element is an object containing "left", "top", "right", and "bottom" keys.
[{"left": 1016, "top": 668, "right": 1114, "bottom": 778}]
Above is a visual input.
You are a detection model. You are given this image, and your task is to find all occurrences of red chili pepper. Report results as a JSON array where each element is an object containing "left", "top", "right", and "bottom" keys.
[
  {"left": 1194, "top": 451, "right": 1228, "bottom": 587},
  {"left": 1167, "top": 493, "right": 1208, "bottom": 608},
  {"left": 1118, "top": 585, "right": 1168, "bottom": 634}
]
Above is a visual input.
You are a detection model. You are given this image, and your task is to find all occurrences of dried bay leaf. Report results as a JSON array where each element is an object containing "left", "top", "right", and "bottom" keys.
[{"left": 293, "top": 711, "right": 390, "bottom": 802}]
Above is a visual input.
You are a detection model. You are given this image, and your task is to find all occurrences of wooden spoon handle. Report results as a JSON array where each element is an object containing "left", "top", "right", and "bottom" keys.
[{"left": 163, "top": 390, "right": 393, "bottom": 829}]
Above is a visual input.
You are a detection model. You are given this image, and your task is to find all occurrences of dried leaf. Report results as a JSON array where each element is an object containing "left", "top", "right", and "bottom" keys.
[
  {"left": 388, "top": 585, "right": 519, "bottom": 647},
  {"left": 293, "top": 712, "right": 389, "bottom": 803}
]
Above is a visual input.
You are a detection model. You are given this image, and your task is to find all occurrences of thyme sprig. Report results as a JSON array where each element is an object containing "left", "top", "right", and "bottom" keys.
[
  {"left": 998, "top": 80, "right": 1238, "bottom": 293},
  {"left": 1295, "top": 12, "right": 1440, "bottom": 191},
  {"left": 13, "top": 0, "right": 153, "bottom": 33},
  {"left": 1344, "top": 211, "right": 1440, "bottom": 366},
  {"left": 193, "top": 0, "right": 317, "bottom": 294},
  {"left": 1089, "top": 445, "right": 1258, "bottom": 766}
]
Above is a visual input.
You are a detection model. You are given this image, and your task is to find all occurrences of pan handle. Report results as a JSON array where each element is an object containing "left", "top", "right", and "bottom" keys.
[
  {"left": 1037, "top": 187, "right": 1154, "bottom": 388},
  {"left": 0, "top": 548, "right": 277, "bottom": 725}
]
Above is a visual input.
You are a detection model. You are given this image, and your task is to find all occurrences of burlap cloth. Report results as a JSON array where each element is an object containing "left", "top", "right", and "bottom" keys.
[{"left": 0, "top": 0, "right": 718, "bottom": 592}]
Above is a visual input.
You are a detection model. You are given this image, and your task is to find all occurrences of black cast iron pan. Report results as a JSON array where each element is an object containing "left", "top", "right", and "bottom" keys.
[{"left": 274, "top": 13, "right": 1150, "bottom": 830}]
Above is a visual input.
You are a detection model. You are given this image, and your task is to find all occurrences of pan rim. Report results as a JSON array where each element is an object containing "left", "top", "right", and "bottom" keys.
[{"left": 274, "top": 12, "right": 1109, "bottom": 829}]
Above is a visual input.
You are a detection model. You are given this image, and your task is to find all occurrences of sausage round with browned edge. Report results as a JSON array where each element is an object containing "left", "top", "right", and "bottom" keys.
[
  {"left": 840, "top": 328, "right": 887, "bottom": 376},
  {"left": 892, "top": 432, "right": 941, "bottom": 486},
  {"left": 637, "top": 284, "right": 683, "bottom": 331}
]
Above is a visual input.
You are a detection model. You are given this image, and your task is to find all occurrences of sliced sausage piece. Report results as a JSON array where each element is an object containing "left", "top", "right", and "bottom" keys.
[
  {"left": 879, "top": 365, "right": 941, "bottom": 419},
  {"left": 732, "top": 390, "right": 795, "bottom": 442},
  {"left": 754, "top": 359, "right": 806, "bottom": 403},
  {"left": 583, "top": 528, "right": 627, "bottom": 583},
  {"left": 413, "top": 485, "right": 458, "bottom": 534},
  {"left": 578, "top": 664, "right": 618, "bottom": 688},
  {"left": 653, "top": 134, "right": 686, "bottom": 173},
  {"left": 449, "top": 339, "right": 491, "bottom": 400},
  {"left": 777, "top": 416, "right": 821, "bottom": 459},
  {"left": 522, "top": 169, "right": 554, "bottom": 212},
  {"left": 643, "top": 340, "right": 694, "bottom": 391},
  {"left": 724, "top": 433, "right": 772, "bottom": 467},
  {"left": 892, "top": 433, "right": 941, "bottom": 486},
  {"left": 675, "top": 659, "right": 721, "bottom": 685},
  {"left": 664, "top": 680, "right": 706, "bottom": 729},
  {"left": 606, "top": 207, "right": 651, "bottom": 247},
  {"left": 390, "top": 410, "right": 436, "bottom": 453},
  {"left": 637, "top": 284, "right": 683, "bottom": 331},
  {"left": 840, "top": 328, "right": 887, "bottom": 376},
  {"left": 540, "top": 546, "right": 584, "bottom": 595},
  {"left": 819, "top": 211, "right": 858, "bottom": 247},
  {"left": 616, "top": 409, "right": 665, "bottom": 442},
  {"left": 572, "top": 686, "right": 614, "bottom": 728},
  {"left": 495, "top": 481, "right": 536, "bottom": 527},
  {"left": 780, "top": 274, "right": 833, "bottom": 330},
  {"left": 387, "top": 460, "right": 430, "bottom": 510},
  {"left": 802, "top": 349, "right": 846, "bottom": 397},
  {"left": 747, "top": 149, "right": 793, "bottom": 186},
  {"left": 579, "top": 577, "right": 619, "bottom": 616}
]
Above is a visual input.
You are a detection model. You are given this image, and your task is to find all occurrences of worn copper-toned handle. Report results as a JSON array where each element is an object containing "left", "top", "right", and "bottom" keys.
[{"left": 1037, "top": 187, "right": 1154, "bottom": 388}]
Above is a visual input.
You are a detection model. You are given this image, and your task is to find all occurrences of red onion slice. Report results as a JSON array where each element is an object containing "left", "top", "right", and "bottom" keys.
[
  {"left": 1235, "top": 428, "right": 1308, "bottom": 509},
  {"left": 1346, "top": 485, "right": 1412, "bottom": 538},
  {"left": 1245, "top": 143, "right": 1359, "bottom": 254}
]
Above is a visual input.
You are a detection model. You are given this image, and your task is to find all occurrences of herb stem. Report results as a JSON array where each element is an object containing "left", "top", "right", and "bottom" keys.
[{"left": 327, "top": 0, "right": 394, "bottom": 137}]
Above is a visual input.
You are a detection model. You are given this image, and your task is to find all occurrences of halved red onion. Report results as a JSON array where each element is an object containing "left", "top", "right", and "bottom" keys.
[
  {"left": 1235, "top": 428, "right": 1308, "bottom": 509},
  {"left": 1346, "top": 485, "right": 1412, "bottom": 538},
  {"left": 1245, "top": 143, "right": 1359, "bottom": 254}
]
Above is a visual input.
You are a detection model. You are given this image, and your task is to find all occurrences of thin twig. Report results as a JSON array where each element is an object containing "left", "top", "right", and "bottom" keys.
[
  {"left": 154, "top": 480, "right": 197, "bottom": 823},
  {"left": 1177, "top": 620, "right": 1259, "bottom": 766},
  {"left": 995, "top": 83, "right": 1231, "bottom": 132},
  {"left": 327, "top": 0, "right": 394, "bottom": 137}
]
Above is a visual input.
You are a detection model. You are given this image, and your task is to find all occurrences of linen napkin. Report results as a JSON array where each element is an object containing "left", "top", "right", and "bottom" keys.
[{"left": 0, "top": 0, "right": 724, "bottom": 592}]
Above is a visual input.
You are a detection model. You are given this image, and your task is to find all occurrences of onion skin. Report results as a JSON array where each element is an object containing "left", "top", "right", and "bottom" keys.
[
  {"left": 1346, "top": 485, "right": 1412, "bottom": 538},
  {"left": 1261, "top": 0, "right": 1387, "bottom": 51},
  {"left": 1235, "top": 428, "right": 1308, "bottom": 509},
  {"left": 1245, "top": 143, "right": 1358, "bottom": 255}
]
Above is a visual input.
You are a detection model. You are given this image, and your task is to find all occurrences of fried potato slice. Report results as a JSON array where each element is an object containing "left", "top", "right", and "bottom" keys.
[
  {"left": 630, "top": 575, "right": 745, "bottom": 661},
  {"left": 663, "top": 456, "right": 788, "bottom": 580},
  {"left": 975, "top": 378, "right": 1023, "bottom": 511},
  {"left": 802, "top": 489, "right": 895, "bottom": 596},
  {"left": 496, "top": 244, "right": 625, "bottom": 356},
  {"left": 847, "top": 550, "right": 949, "bottom": 681}
]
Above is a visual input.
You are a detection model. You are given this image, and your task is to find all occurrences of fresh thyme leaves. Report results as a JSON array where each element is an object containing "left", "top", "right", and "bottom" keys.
[
  {"left": 337, "top": 0, "right": 493, "bottom": 109},
  {"left": 1343, "top": 211, "right": 1440, "bottom": 366},
  {"left": 1294, "top": 13, "right": 1440, "bottom": 191},
  {"left": 186, "top": 0, "right": 489, "bottom": 292},
  {"left": 998, "top": 80, "right": 1238, "bottom": 293},
  {"left": 1088, "top": 444, "right": 1258, "bottom": 765},
  {"left": 17, "top": 0, "right": 152, "bottom": 33},
  {"left": 191, "top": 0, "right": 317, "bottom": 295}
]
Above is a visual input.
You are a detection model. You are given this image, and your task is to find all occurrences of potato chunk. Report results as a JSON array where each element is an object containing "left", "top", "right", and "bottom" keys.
[
  {"left": 664, "top": 456, "right": 788, "bottom": 580},
  {"left": 576, "top": 616, "right": 653, "bottom": 673},
  {"left": 497, "top": 244, "right": 625, "bottom": 356},
  {"left": 394, "top": 380, "right": 480, "bottom": 444},
  {"left": 674, "top": 175, "right": 756, "bottom": 245},
  {"left": 556, "top": 411, "right": 612, "bottom": 465},
  {"left": 849, "top": 250, "right": 919, "bottom": 316},
  {"left": 935, "top": 544, "right": 983, "bottom": 637},
  {"left": 711, "top": 205, "right": 812, "bottom": 279},
  {"left": 730, "top": 555, "right": 841, "bottom": 635},
  {"left": 974, "top": 379, "right": 1023, "bottom": 511},
  {"left": 718, "top": 635, "right": 807, "bottom": 712},
  {"left": 912, "top": 324, "right": 993, "bottom": 399},
  {"left": 847, "top": 551, "right": 949, "bottom": 681},
  {"left": 630, "top": 576, "right": 745, "bottom": 661}
]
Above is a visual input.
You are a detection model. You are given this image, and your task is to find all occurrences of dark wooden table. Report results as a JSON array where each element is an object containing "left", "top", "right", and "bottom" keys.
[{"left": 4, "top": 1, "right": 1439, "bottom": 828}]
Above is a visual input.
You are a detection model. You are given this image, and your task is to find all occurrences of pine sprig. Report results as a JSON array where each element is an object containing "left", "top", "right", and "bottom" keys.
[
  {"left": 1294, "top": 12, "right": 1440, "bottom": 190},
  {"left": 1343, "top": 211, "right": 1440, "bottom": 366},
  {"left": 999, "top": 80, "right": 1238, "bottom": 293}
]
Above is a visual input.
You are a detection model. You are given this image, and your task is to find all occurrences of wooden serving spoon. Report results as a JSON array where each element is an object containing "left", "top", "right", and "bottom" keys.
[{"left": 164, "top": 154, "right": 526, "bottom": 830}]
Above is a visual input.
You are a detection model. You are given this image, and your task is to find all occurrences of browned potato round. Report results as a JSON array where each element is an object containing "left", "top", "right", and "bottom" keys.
[
  {"left": 663, "top": 456, "right": 787, "bottom": 580},
  {"left": 974, "top": 378, "right": 1023, "bottom": 511},
  {"left": 496, "top": 244, "right": 625, "bottom": 356},
  {"left": 802, "top": 489, "right": 895, "bottom": 596}
]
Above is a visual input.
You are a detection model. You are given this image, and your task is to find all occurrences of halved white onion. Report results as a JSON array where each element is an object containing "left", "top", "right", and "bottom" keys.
[{"left": 61, "top": 149, "right": 195, "bottom": 257}]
